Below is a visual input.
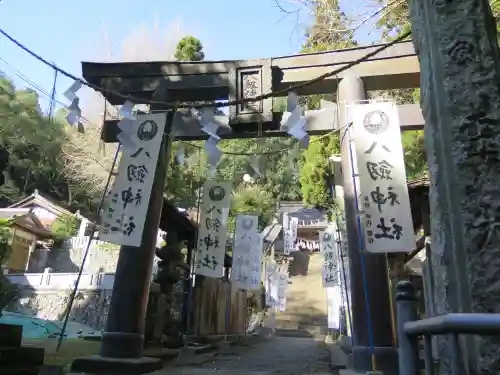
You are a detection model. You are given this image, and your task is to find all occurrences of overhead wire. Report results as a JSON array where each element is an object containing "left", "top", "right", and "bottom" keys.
[
  {"left": 0, "top": 26, "right": 412, "bottom": 159},
  {"left": 0, "top": 27, "right": 411, "bottom": 109},
  {"left": 0, "top": 59, "right": 113, "bottom": 170}
]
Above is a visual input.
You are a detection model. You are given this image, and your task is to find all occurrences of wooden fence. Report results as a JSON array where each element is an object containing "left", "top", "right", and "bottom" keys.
[{"left": 190, "top": 277, "right": 249, "bottom": 336}]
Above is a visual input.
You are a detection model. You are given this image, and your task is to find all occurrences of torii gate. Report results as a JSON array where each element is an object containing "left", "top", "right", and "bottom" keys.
[{"left": 73, "top": 40, "right": 423, "bottom": 374}]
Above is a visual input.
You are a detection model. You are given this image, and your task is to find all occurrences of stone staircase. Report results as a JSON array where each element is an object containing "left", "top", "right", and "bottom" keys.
[{"left": 266, "top": 252, "right": 329, "bottom": 338}]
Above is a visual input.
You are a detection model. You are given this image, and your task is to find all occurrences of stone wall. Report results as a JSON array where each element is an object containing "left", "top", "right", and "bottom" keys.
[
  {"left": 8, "top": 287, "right": 112, "bottom": 330},
  {"left": 46, "top": 241, "right": 120, "bottom": 273}
]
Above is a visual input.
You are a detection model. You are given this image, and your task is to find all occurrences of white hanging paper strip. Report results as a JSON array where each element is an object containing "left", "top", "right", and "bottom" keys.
[
  {"left": 118, "top": 118, "right": 135, "bottom": 132},
  {"left": 282, "top": 212, "right": 291, "bottom": 255},
  {"left": 204, "top": 136, "right": 222, "bottom": 167},
  {"left": 119, "top": 100, "right": 136, "bottom": 119},
  {"left": 66, "top": 111, "right": 79, "bottom": 126},
  {"left": 326, "top": 286, "right": 342, "bottom": 329},
  {"left": 265, "top": 261, "right": 277, "bottom": 307},
  {"left": 287, "top": 117, "right": 307, "bottom": 140},
  {"left": 200, "top": 107, "right": 221, "bottom": 140},
  {"left": 117, "top": 118, "right": 138, "bottom": 152},
  {"left": 250, "top": 155, "right": 262, "bottom": 177},
  {"left": 207, "top": 165, "right": 217, "bottom": 178},
  {"left": 320, "top": 225, "right": 339, "bottom": 287},
  {"left": 66, "top": 98, "right": 81, "bottom": 126},
  {"left": 289, "top": 217, "right": 298, "bottom": 252},
  {"left": 281, "top": 92, "right": 308, "bottom": 146},
  {"left": 194, "top": 180, "right": 232, "bottom": 278},
  {"left": 117, "top": 132, "right": 137, "bottom": 152},
  {"left": 349, "top": 101, "right": 415, "bottom": 253},
  {"left": 230, "top": 214, "right": 263, "bottom": 290},
  {"left": 277, "top": 272, "right": 288, "bottom": 312},
  {"left": 99, "top": 113, "right": 167, "bottom": 247},
  {"left": 63, "top": 81, "right": 82, "bottom": 102},
  {"left": 300, "top": 134, "right": 310, "bottom": 149},
  {"left": 175, "top": 144, "right": 185, "bottom": 165}
]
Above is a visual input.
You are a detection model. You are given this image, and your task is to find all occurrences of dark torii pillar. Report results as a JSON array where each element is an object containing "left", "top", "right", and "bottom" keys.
[
  {"left": 71, "top": 83, "right": 173, "bottom": 375},
  {"left": 338, "top": 75, "right": 398, "bottom": 375}
]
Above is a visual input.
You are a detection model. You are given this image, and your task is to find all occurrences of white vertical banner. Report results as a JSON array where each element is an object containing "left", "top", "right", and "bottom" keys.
[
  {"left": 231, "top": 214, "right": 263, "bottom": 290},
  {"left": 265, "top": 261, "right": 277, "bottom": 307},
  {"left": 277, "top": 272, "right": 288, "bottom": 312},
  {"left": 100, "top": 113, "right": 166, "bottom": 247},
  {"left": 349, "top": 101, "right": 415, "bottom": 253},
  {"left": 282, "top": 213, "right": 291, "bottom": 255},
  {"left": 194, "top": 180, "right": 232, "bottom": 278},
  {"left": 289, "top": 217, "right": 299, "bottom": 252},
  {"left": 326, "top": 286, "right": 342, "bottom": 329},
  {"left": 320, "top": 226, "right": 339, "bottom": 287}
]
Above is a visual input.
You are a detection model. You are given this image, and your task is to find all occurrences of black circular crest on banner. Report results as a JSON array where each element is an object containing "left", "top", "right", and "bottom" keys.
[
  {"left": 209, "top": 186, "right": 226, "bottom": 201},
  {"left": 363, "top": 110, "right": 390, "bottom": 135},
  {"left": 137, "top": 120, "right": 158, "bottom": 141},
  {"left": 242, "top": 218, "right": 254, "bottom": 231}
]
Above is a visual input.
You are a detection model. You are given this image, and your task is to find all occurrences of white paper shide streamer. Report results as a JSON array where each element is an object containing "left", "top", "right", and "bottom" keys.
[
  {"left": 265, "top": 261, "right": 277, "bottom": 307},
  {"left": 281, "top": 92, "right": 309, "bottom": 148},
  {"left": 63, "top": 81, "right": 84, "bottom": 132},
  {"left": 116, "top": 100, "right": 139, "bottom": 153},
  {"left": 250, "top": 155, "right": 262, "bottom": 177},
  {"left": 175, "top": 144, "right": 185, "bottom": 165},
  {"left": 277, "top": 272, "right": 288, "bottom": 312}
]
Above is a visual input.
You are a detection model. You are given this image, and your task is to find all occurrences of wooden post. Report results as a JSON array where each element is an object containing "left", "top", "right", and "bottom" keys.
[
  {"left": 338, "top": 75, "right": 398, "bottom": 375},
  {"left": 408, "top": 0, "right": 500, "bottom": 373},
  {"left": 71, "top": 84, "right": 174, "bottom": 375}
]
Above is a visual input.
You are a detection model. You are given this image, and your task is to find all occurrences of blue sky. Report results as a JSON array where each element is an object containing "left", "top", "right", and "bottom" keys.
[{"left": 0, "top": 0, "right": 376, "bottom": 113}]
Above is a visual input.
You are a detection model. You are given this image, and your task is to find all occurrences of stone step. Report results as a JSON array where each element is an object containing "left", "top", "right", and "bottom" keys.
[
  {"left": 274, "top": 328, "right": 313, "bottom": 338},
  {"left": 1, "top": 365, "right": 42, "bottom": 375},
  {"left": 327, "top": 344, "right": 349, "bottom": 370},
  {"left": 298, "top": 324, "right": 328, "bottom": 335}
]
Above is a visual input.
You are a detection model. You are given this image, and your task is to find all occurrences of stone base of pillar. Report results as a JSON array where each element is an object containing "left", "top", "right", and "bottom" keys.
[
  {"left": 71, "top": 355, "right": 162, "bottom": 375},
  {"left": 352, "top": 346, "right": 398, "bottom": 375},
  {"left": 217, "top": 340, "right": 234, "bottom": 355}
]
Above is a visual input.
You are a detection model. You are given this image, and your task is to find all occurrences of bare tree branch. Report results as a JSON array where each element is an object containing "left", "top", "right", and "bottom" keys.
[{"left": 61, "top": 19, "right": 190, "bottom": 194}]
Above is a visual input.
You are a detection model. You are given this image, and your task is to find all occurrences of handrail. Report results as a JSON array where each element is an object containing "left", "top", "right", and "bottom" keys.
[
  {"left": 404, "top": 313, "right": 500, "bottom": 336},
  {"left": 395, "top": 280, "right": 498, "bottom": 375}
]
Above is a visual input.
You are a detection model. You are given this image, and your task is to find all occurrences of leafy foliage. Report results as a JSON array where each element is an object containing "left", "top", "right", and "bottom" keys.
[
  {"left": 51, "top": 215, "right": 80, "bottom": 240},
  {"left": 0, "top": 76, "right": 99, "bottom": 216},
  {"left": 230, "top": 185, "right": 275, "bottom": 231},
  {"left": 174, "top": 36, "right": 205, "bottom": 61}
]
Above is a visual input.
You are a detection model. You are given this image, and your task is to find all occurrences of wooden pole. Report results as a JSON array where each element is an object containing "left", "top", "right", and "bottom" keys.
[
  {"left": 72, "top": 84, "right": 174, "bottom": 374},
  {"left": 338, "top": 75, "right": 398, "bottom": 375}
]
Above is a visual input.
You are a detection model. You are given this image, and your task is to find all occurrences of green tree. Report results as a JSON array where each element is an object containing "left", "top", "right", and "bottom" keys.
[
  {"left": 51, "top": 214, "right": 80, "bottom": 239},
  {"left": 174, "top": 36, "right": 205, "bottom": 61},
  {"left": 0, "top": 75, "right": 99, "bottom": 216},
  {"left": 165, "top": 36, "right": 208, "bottom": 206},
  {"left": 230, "top": 185, "right": 275, "bottom": 231},
  {"left": 300, "top": 135, "right": 340, "bottom": 208}
]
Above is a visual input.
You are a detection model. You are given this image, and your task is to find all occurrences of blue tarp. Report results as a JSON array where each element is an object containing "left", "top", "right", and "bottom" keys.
[{"left": 0, "top": 311, "right": 101, "bottom": 339}]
